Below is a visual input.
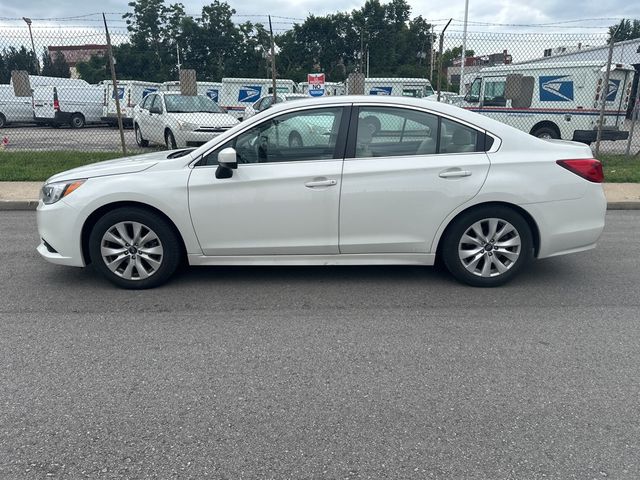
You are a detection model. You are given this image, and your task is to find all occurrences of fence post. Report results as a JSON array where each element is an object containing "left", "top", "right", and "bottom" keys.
[
  {"left": 625, "top": 84, "right": 640, "bottom": 157},
  {"left": 103, "top": 13, "right": 127, "bottom": 157},
  {"left": 437, "top": 19, "right": 452, "bottom": 102},
  {"left": 595, "top": 36, "right": 617, "bottom": 158}
]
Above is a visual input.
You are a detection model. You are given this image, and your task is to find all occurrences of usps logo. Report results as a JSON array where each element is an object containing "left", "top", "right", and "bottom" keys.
[
  {"left": 112, "top": 87, "right": 125, "bottom": 100},
  {"left": 238, "top": 86, "right": 262, "bottom": 103},
  {"left": 370, "top": 86, "right": 393, "bottom": 96},
  {"left": 539, "top": 76, "right": 574, "bottom": 102},
  {"left": 606, "top": 79, "right": 621, "bottom": 102},
  {"left": 206, "top": 89, "right": 219, "bottom": 102},
  {"left": 142, "top": 87, "right": 158, "bottom": 98}
]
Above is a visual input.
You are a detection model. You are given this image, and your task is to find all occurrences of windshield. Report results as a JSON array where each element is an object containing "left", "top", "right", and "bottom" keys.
[{"left": 164, "top": 95, "right": 223, "bottom": 114}]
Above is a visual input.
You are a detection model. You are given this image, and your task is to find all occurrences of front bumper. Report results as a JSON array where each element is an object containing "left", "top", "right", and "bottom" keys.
[
  {"left": 572, "top": 129, "right": 629, "bottom": 143},
  {"left": 37, "top": 199, "right": 85, "bottom": 267},
  {"left": 174, "top": 129, "right": 226, "bottom": 148}
]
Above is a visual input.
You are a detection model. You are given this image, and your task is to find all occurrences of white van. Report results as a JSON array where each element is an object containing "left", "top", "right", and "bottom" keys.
[
  {"left": 457, "top": 61, "right": 635, "bottom": 143},
  {"left": 10, "top": 75, "right": 89, "bottom": 89},
  {"left": 161, "top": 81, "right": 222, "bottom": 103},
  {"left": 220, "top": 78, "right": 297, "bottom": 120},
  {"left": 101, "top": 80, "right": 161, "bottom": 126},
  {"left": 346, "top": 77, "right": 434, "bottom": 98},
  {"left": 0, "top": 85, "right": 35, "bottom": 127},
  {"left": 33, "top": 85, "right": 103, "bottom": 128}
]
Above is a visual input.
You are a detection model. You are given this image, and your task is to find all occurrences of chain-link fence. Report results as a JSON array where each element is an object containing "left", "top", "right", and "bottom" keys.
[{"left": 0, "top": 14, "right": 638, "bottom": 161}]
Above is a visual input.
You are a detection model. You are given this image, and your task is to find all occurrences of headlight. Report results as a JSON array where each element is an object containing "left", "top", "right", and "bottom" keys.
[
  {"left": 177, "top": 120, "right": 199, "bottom": 131},
  {"left": 40, "top": 179, "right": 86, "bottom": 205}
]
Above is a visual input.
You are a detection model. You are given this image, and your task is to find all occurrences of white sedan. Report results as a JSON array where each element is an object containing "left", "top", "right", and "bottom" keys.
[
  {"left": 37, "top": 95, "right": 606, "bottom": 289},
  {"left": 133, "top": 91, "right": 239, "bottom": 149},
  {"left": 243, "top": 93, "right": 308, "bottom": 119}
]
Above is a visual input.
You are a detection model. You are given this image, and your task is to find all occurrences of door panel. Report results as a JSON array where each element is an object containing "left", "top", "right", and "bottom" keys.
[
  {"left": 188, "top": 105, "right": 349, "bottom": 256},
  {"left": 339, "top": 106, "right": 490, "bottom": 254},
  {"left": 189, "top": 161, "right": 342, "bottom": 255}
]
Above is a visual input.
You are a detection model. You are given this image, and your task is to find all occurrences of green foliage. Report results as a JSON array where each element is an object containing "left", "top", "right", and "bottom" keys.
[
  {"left": 599, "top": 155, "right": 640, "bottom": 183},
  {"left": 0, "top": 46, "right": 39, "bottom": 83},
  {"left": 41, "top": 50, "right": 71, "bottom": 78},
  {"left": 74, "top": 0, "right": 436, "bottom": 84},
  {"left": 608, "top": 19, "right": 640, "bottom": 43},
  {"left": 0, "top": 151, "right": 132, "bottom": 181},
  {"left": 76, "top": 55, "right": 110, "bottom": 84}
]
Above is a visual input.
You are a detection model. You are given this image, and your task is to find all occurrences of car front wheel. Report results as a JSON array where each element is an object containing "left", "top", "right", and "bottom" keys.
[
  {"left": 89, "top": 207, "right": 182, "bottom": 289},
  {"left": 135, "top": 124, "right": 149, "bottom": 147},
  {"left": 441, "top": 206, "right": 533, "bottom": 287},
  {"left": 165, "top": 130, "right": 177, "bottom": 150}
]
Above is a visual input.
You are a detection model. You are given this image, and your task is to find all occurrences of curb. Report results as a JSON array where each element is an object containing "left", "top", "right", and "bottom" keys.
[{"left": 2, "top": 200, "right": 640, "bottom": 211}]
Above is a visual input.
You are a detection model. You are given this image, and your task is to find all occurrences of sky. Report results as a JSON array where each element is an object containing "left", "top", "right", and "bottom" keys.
[
  {"left": 1, "top": 0, "right": 639, "bottom": 63},
  {"left": 2, "top": 0, "right": 639, "bottom": 33}
]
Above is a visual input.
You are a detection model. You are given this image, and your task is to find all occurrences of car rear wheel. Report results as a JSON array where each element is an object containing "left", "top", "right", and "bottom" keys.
[
  {"left": 70, "top": 113, "right": 85, "bottom": 129},
  {"left": 135, "top": 124, "right": 149, "bottom": 147},
  {"left": 165, "top": 130, "right": 177, "bottom": 150},
  {"left": 531, "top": 126, "right": 559, "bottom": 139},
  {"left": 441, "top": 206, "right": 533, "bottom": 287},
  {"left": 0, "top": 113, "right": 6, "bottom": 128},
  {"left": 89, "top": 207, "right": 182, "bottom": 289}
]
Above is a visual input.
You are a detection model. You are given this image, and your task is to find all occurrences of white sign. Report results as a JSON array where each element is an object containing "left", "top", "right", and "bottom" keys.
[{"left": 308, "top": 73, "right": 326, "bottom": 97}]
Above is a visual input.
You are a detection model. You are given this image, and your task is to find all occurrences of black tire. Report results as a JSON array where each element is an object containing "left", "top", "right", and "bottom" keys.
[
  {"left": 165, "top": 130, "right": 177, "bottom": 150},
  {"left": 288, "top": 132, "right": 303, "bottom": 148},
  {"left": 441, "top": 206, "right": 534, "bottom": 287},
  {"left": 70, "top": 113, "right": 85, "bottom": 129},
  {"left": 531, "top": 126, "right": 559, "bottom": 139},
  {"left": 0, "top": 113, "right": 6, "bottom": 128},
  {"left": 135, "top": 124, "right": 149, "bottom": 147},
  {"left": 89, "top": 207, "right": 182, "bottom": 289}
]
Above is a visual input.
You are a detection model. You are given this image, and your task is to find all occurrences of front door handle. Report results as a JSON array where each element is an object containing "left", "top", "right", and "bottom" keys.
[
  {"left": 439, "top": 169, "right": 472, "bottom": 178},
  {"left": 305, "top": 179, "right": 337, "bottom": 188}
]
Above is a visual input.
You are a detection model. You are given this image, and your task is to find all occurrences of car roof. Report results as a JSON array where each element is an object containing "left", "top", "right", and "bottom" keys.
[{"left": 260, "top": 94, "right": 547, "bottom": 149}]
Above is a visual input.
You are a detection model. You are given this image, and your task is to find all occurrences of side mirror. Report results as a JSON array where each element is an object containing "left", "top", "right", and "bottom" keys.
[{"left": 215, "top": 147, "right": 238, "bottom": 179}]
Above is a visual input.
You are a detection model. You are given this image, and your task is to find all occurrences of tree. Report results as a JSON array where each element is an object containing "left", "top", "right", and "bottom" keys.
[
  {"left": 608, "top": 19, "right": 640, "bottom": 43},
  {"left": 0, "top": 47, "right": 39, "bottom": 83},
  {"left": 76, "top": 55, "right": 110, "bottom": 84},
  {"left": 41, "top": 50, "right": 71, "bottom": 78}
]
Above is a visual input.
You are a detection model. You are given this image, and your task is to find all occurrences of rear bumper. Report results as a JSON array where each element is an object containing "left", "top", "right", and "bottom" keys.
[
  {"left": 525, "top": 184, "right": 607, "bottom": 259},
  {"left": 572, "top": 129, "right": 629, "bottom": 143}
]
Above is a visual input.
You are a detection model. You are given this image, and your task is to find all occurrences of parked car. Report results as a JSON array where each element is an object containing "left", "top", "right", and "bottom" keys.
[
  {"left": 37, "top": 95, "right": 606, "bottom": 289},
  {"left": 244, "top": 93, "right": 308, "bottom": 119},
  {"left": 132, "top": 91, "right": 239, "bottom": 149}
]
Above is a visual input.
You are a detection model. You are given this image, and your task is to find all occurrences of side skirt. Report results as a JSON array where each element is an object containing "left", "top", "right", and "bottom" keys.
[{"left": 188, "top": 253, "right": 436, "bottom": 267}]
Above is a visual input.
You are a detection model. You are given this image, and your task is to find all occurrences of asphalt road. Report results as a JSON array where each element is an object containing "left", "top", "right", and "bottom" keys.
[{"left": 1, "top": 211, "right": 639, "bottom": 479}]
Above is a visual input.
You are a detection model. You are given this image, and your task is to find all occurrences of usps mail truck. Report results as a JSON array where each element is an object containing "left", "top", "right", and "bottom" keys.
[
  {"left": 346, "top": 77, "right": 434, "bottom": 98},
  {"left": 220, "top": 78, "right": 297, "bottom": 120},
  {"left": 101, "top": 80, "right": 161, "bottom": 126},
  {"left": 161, "top": 81, "right": 222, "bottom": 103},
  {"left": 33, "top": 85, "right": 103, "bottom": 128},
  {"left": 457, "top": 61, "right": 635, "bottom": 143},
  {"left": 10, "top": 75, "right": 89, "bottom": 89}
]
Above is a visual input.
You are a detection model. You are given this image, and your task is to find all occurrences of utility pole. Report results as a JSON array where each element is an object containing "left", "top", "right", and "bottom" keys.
[
  {"left": 103, "top": 13, "right": 127, "bottom": 156},
  {"left": 437, "top": 19, "right": 452, "bottom": 102},
  {"left": 268, "top": 15, "right": 277, "bottom": 102},
  {"left": 22, "top": 17, "right": 40, "bottom": 75},
  {"left": 430, "top": 25, "right": 435, "bottom": 82},
  {"left": 459, "top": 0, "right": 469, "bottom": 95},
  {"left": 176, "top": 43, "right": 181, "bottom": 77}
]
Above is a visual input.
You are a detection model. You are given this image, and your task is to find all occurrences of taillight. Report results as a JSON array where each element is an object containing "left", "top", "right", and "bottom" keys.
[
  {"left": 53, "top": 87, "right": 60, "bottom": 111},
  {"left": 556, "top": 159, "right": 604, "bottom": 183}
]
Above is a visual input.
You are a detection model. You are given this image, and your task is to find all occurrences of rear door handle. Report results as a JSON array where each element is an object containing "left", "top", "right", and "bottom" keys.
[
  {"left": 305, "top": 179, "right": 337, "bottom": 188},
  {"left": 439, "top": 169, "right": 472, "bottom": 178}
]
